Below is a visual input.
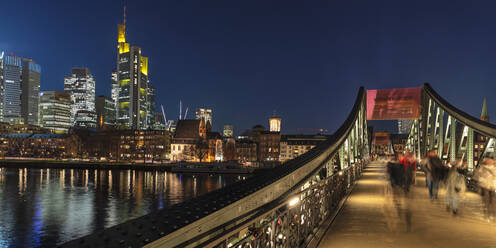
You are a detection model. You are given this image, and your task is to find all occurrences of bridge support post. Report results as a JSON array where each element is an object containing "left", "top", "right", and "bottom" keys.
[
  {"left": 416, "top": 120, "right": 421, "bottom": 160},
  {"left": 436, "top": 107, "right": 444, "bottom": 158},
  {"left": 467, "top": 127, "right": 474, "bottom": 171},
  {"left": 346, "top": 139, "right": 351, "bottom": 167},
  {"left": 428, "top": 99, "right": 437, "bottom": 151},
  {"left": 449, "top": 116, "right": 456, "bottom": 162},
  {"left": 420, "top": 90, "right": 429, "bottom": 158}
]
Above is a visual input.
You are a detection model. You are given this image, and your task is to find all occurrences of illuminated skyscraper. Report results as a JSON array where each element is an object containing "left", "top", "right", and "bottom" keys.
[
  {"left": 397, "top": 119, "right": 414, "bottom": 134},
  {"left": 0, "top": 52, "right": 5, "bottom": 122},
  {"left": 111, "top": 70, "right": 119, "bottom": 120},
  {"left": 21, "top": 58, "right": 40, "bottom": 125},
  {"left": 0, "top": 54, "right": 41, "bottom": 125},
  {"left": 39, "top": 91, "right": 71, "bottom": 133},
  {"left": 196, "top": 108, "right": 212, "bottom": 131},
  {"left": 64, "top": 68, "right": 96, "bottom": 128},
  {"left": 147, "top": 84, "right": 156, "bottom": 128},
  {"left": 116, "top": 5, "right": 151, "bottom": 129},
  {"left": 2, "top": 55, "right": 22, "bottom": 124}
]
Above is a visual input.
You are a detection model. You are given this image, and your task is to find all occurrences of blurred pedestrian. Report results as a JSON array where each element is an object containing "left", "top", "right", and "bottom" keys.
[
  {"left": 474, "top": 158, "right": 496, "bottom": 220},
  {"left": 445, "top": 159, "right": 466, "bottom": 215},
  {"left": 400, "top": 151, "right": 417, "bottom": 193},
  {"left": 388, "top": 154, "right": 404, "bottom": 188},
  {"left": 423, "top": 150, "right": 444, "bottom": 199}
]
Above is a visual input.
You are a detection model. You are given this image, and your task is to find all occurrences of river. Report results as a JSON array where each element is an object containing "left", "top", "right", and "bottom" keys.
[{"left": 0, "top": 167, "right": 243, "bottom": 247}]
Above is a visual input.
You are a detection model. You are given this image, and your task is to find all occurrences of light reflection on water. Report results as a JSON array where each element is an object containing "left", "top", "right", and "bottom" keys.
[{"left": 0, "top": 167, "right": 241, "bottom": 247}]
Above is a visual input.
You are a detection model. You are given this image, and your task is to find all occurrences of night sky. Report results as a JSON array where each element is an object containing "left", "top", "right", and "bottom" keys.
[{"left": 2, "top": 0, "right": 496, "bottom": 135}]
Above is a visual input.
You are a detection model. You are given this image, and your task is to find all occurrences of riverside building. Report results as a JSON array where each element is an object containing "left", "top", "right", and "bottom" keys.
[
  {"left": 39, "top": 91, "right": 71, "bottom": 133},
  {"left": 64, "top": 68, "right": 96, "bottom": 128}
]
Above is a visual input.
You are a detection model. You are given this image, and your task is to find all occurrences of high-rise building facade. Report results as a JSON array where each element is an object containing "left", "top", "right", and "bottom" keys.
[
  {"left": 223, "top": 125, "right": 233, "bottom": 137},
  {"left": 196, "top": 108, "right": 212, "bottom": 130},
  {"left": 397, "top": 119, "right": 414, "bottom": 134},
  {"left": 96, "top": 96, "right": 116, "bottom": 127},
  {"left": 39, "top": 91, "right": 71, "bottom": 133},
  {"left": 2, "top": 55, "right": 23, "bottom": 124},
  {"left": 64, "top": 68, "right": 96, "bottom": 128},
  {"left": 147, "top": 84, "right": 156, "bottom": 128},
  {"left": 21, "top": 58, "right": 40, "bottom": 125},
  {"left": 0, "top": 52, "right": 5, "bottom": 122},
  {"left": 111, "top": 70, "right": 119, "bottom": 121},
  {"left": 116, "top": 8, "right": 151, "bottom": 129},
  {"left": 0, "top": 54, "right": 42, "bottom": 125}
]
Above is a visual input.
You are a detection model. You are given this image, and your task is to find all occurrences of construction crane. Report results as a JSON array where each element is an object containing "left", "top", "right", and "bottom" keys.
[
  {"left": 179, "top": 100, "right": 182, "bottom": 120},
  {"left": 184, "top": 107, "right": 190, "bottom": 120},
  {"left": 161, "top": 104, "right": 167, "bottom": 124}
]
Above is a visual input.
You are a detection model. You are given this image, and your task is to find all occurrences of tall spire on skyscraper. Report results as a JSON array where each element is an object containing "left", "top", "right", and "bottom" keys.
[
  {"left": 481, "top": 98, "right": 489, "bottom": 122},
  {"left": 117, "top": 1, "right": 127, "bottom": 43},
  {"left": 123, "top": 3, "right": 126, "bottom": 26}
]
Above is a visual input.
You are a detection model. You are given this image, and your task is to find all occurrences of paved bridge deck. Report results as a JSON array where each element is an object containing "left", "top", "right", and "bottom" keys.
[{"left": 318, "top": 161, "right": 496, "bottom": 248}]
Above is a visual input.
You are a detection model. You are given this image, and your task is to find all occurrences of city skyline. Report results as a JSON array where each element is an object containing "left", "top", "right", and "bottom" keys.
[
  {"left": 2, "top": 0, "right": 496, "bottom": 134},
  {"left": 2, "top": 2, "right": 496, "bottom": 247}
]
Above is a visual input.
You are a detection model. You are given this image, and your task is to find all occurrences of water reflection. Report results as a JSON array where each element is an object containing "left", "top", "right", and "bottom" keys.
[{"left": 0, "top": 167, "right": 240, "bottom": 247}]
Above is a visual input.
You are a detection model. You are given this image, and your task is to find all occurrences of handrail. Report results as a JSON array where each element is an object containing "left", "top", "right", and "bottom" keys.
[
  {"left": 200, "top": 161, "right": 365, "bottom": 248},
  {"left": 60, "top": 87, "right": 366, "bottom": 248},
  {"left": 423, "top": 83, "right": 496, "bottom": 138}
]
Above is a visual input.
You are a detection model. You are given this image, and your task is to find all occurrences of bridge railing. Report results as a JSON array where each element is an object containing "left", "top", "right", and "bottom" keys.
[
  {"left": 61, "top": 87, "right": 369, "bottom": 248},
  {"left": 206, "top": 161, "right": 365, "bottom": 248}
]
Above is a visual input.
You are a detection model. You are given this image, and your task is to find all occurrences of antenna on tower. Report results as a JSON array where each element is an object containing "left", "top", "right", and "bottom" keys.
[{"left": 123, "top": 1, "right": 126, "bottom": 26}]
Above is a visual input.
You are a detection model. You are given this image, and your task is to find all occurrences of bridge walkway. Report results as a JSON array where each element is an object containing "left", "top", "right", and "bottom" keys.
[{"left": 318, "top": 161, "right": 496, "bottom": 248}]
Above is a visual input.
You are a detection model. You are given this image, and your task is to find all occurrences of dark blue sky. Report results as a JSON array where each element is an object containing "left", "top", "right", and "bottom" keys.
[{"left": 2, "top": 0, "right": 496, "bottom": 134}]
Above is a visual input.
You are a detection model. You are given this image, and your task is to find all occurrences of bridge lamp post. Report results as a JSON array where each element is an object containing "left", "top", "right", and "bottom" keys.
[{"left": 289, "top": 197, "right": 299, "bottom": 207}]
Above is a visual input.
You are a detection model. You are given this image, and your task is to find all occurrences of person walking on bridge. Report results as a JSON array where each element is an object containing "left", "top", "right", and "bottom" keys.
[
  {"left": 422, "top": 150, "right": 444, "bottom": 200},
  {"left": 445, "top": 159, "right": 466, "bottom": 215},
  {"left": 400, "top": 151, "right": 416, "bottom": 193},
  {"left": 474, "top": 158, "right": 496, "bottom": 221},
  {"left": 387, "top": 154, "right": 403, "bottom": 188}
]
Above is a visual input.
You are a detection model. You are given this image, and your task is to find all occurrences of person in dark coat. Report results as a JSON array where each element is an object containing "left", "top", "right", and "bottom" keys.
[
  {"left": 423, "top": 150, "right": 444, "bottom": 199},
  {"left": 400, "top": 151, "right": 417, "bottom": 193},
  {"left": 387, "top": 154, "right": 404, "bottom": 188}
]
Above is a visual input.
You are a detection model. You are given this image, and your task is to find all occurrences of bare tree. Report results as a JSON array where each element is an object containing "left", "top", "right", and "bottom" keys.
[{"left": 192, "top": 140, "right": 209, "bottom": 162}]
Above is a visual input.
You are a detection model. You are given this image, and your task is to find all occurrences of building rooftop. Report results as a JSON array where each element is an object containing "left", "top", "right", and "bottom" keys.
[
  {"left": 174, "top": 120, "right": 201, "bottom": 139},
  {"left": 207, "top": 132, "right": 222, "bottom": 140}
]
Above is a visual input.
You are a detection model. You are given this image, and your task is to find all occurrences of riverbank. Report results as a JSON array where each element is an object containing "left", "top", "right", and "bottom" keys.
[{"left": 0, "top": 159, "right": 262, "bottom": 174}]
